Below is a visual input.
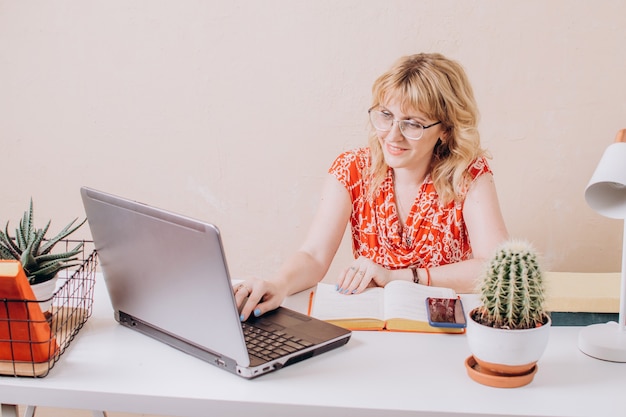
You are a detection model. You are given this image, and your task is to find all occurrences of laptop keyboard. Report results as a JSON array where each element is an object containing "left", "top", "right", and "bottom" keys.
[{"left": 242, "top": 322, "right": 314, "bottom": 362}]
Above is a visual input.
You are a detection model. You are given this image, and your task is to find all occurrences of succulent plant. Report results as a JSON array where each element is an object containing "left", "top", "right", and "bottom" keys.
[
  {"left": 0, "top": 199, "right": 87, "bottom": 285},
  {"left": 472, "top": 239, "right": 546, "bottom": 330}
]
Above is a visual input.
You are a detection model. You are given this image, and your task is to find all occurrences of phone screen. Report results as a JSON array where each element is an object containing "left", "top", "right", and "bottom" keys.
[{"left": 425, "top": 297, "right": 466, "bottom": 328}]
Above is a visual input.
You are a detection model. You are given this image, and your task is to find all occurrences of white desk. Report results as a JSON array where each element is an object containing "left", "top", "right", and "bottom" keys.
[{"left": 1, "top": 277, "right": 625, "bottom": 417}]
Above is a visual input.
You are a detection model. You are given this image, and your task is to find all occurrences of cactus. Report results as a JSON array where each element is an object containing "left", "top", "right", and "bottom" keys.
[
  {"left": 473, "top": 239, "right": 546, "bottom": 330},
  {"left": 0, "top": 199, "right": 87, "bottom": 285}
]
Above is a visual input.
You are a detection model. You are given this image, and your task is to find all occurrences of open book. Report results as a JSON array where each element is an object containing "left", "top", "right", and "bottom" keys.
[{"left": 310, "top": 280, "right": 464, "bottom": 333}]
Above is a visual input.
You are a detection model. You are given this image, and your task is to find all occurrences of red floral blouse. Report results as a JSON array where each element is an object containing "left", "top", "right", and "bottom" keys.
[{"left": 328, "top": 147, "right": 492, "bottom": 270}]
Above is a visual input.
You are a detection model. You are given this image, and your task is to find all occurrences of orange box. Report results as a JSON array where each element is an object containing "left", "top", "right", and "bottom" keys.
[{"left": 0, "top": 260, "right": 58, "bottom": 362}]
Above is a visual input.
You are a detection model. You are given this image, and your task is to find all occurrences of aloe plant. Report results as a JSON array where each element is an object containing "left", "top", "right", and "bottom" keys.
[
  {"left": 473, "top": 239, "right": 546, "bottom": 330},
  {"left": 0, "top": 199, "right": 87, "bottom": 285}
]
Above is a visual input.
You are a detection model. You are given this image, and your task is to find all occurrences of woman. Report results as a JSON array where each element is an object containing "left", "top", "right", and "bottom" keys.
[{"left": 236, "top": 52, "right": 508, "bottom": 321}]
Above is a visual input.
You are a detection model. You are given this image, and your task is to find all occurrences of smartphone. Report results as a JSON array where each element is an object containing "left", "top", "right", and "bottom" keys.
[{"left": 425, "top": 297, "right": 467, "bottom": 328}]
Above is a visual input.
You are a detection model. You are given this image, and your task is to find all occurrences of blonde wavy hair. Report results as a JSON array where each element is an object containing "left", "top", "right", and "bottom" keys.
[{"left": 367, "top": 53, "right": 487, "bottom": 205}]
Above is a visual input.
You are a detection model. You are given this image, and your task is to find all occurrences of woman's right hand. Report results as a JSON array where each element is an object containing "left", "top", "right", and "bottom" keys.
[{"left": 234, "top": 278, "right": 288, "bottom": 321}]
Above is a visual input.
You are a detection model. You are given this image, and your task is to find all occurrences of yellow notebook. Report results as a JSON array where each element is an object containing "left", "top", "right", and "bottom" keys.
[{"left": 310, "top": 281, "right": 464, "bottom": 333}]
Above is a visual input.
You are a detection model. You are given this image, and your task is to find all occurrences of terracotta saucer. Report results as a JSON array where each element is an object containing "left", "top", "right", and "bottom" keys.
[{"left": 465, "top": 355, "right": 538, "bottom": 388}]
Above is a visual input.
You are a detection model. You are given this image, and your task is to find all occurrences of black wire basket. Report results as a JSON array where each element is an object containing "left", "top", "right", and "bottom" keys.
[{"left": 0, "top": 240, "right": 98, "bottom": 377}]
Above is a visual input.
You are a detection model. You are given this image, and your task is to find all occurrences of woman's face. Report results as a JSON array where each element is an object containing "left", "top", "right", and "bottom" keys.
[{"left": 374, "top": 97, "right": 444, "bottom": 171}]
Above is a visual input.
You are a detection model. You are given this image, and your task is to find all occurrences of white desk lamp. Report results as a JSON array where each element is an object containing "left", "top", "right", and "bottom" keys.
[{"left": 579, "top": 129, "right": 626, "bottom": 362}]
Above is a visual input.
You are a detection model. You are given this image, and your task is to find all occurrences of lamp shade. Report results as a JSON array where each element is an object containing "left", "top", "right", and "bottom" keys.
[{"left": 585, "top": 132, "right": 626, "bottom": 219}]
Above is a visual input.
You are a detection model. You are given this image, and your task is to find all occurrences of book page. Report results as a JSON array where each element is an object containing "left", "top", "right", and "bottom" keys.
[
  {"left": 383, "top": 281, "right": 457, "bottom": 322},
  {"left": 311, "top": 282, "right": 385, "bottom": 321}
]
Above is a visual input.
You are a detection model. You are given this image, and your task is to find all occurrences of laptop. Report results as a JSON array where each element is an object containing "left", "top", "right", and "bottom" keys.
[{"left": 80, "top": 186, "right": 351, "bottom": 379}]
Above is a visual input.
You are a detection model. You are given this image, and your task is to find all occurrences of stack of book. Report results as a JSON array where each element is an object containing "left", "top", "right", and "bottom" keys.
[{"left": 544, "top": 271, "right": 621, "bottom": 326}]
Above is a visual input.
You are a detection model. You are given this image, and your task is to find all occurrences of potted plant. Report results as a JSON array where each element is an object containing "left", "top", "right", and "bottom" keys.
[
  {"left": 0, "top": 199, "right": 86, "bottom": 311},
  {"left": 465, "top": 239, "right": 551, "bottom": 388}
]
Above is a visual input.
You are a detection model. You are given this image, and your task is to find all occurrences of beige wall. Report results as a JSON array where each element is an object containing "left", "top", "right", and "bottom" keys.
[{"left": 1, "top": 0, "right": 625, "bottom": 282}]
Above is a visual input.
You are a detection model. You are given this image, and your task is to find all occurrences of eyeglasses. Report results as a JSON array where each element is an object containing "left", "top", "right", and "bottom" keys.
[{"left": 368, "top": 108, "right": 441, "bottom": 141}]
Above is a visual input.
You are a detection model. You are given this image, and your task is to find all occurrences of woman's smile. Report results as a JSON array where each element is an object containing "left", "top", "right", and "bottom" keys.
[{"left": 385, "top": 141, "right": 408, "bottom": 156}]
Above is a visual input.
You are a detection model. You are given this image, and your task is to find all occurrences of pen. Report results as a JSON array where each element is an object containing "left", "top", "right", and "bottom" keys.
[{"left": 307, "top": 290, "right": 314, "bottom": 316}]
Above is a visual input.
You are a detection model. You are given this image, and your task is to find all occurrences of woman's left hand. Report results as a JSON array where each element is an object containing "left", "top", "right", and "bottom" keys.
[{"left": 335, "top": 256, "right": 391, "bottom": 295}]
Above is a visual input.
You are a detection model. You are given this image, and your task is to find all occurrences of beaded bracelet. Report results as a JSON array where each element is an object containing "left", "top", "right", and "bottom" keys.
[
  {"left": 411, "top": 267, "right": 431, "bottom": 286},
  {"left": 411, "top": 268, "right": 420, "bottom": 284}
]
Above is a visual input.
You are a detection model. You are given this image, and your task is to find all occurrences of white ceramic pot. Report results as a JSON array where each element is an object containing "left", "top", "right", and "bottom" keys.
[
  {"left": 30, "top": 276, "right": 59, "bottom": 313},
  {"left": 466, "top": 307, "right": 551, "bottom": 374}
]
